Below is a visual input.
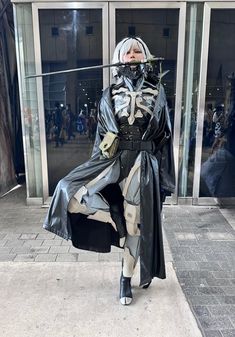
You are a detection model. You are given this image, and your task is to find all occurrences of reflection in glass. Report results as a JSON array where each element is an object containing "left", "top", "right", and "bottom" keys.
[
  {"left": 116, "top": 9, "right": 179, "bottom": 130},
  {"left": 178, "top": 3, "right": 203, "bottom": 197},
  {"left": 200, "top": 10, "right": 235, "bottom": 197},
  {"left": 14, "top": 4, "right": 42, "bottom": 197},
  {"left": 39, "top": 9, "right": 102, "bottom": 195}
]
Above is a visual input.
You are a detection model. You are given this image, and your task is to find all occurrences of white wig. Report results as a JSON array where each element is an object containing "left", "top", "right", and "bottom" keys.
[{"left": 112, "top": 37, "right": 153, "bottom": 77}]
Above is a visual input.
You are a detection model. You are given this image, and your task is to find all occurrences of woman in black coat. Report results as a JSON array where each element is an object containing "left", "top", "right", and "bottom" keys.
[{"left": 44, "top": 37, "right": 175, "bottom": 305}]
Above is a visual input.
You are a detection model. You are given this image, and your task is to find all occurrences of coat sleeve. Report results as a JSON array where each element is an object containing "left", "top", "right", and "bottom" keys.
[
  {"left": 157, "top": 86, "right": 176, "bottom": 194},
  {"left": 91, "top": 91, "right": 109, "bottom": 157}
]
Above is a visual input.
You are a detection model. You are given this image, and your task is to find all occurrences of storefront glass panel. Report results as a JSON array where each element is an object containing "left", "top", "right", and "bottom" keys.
[
  {"left": 178, "top": 3, "right": 203, "bottom": 197},
  {"left": 14, "top": 4, "right": 42, "bottom": 198},
  {"left": 38, "top": 9, "right": 103, "bottom": 195},
  {"left": 116, "top": 8, "right": 179, "bottom": 129},
  {"left": 200, "top": 9, "right": 235, "bottom": 198}
]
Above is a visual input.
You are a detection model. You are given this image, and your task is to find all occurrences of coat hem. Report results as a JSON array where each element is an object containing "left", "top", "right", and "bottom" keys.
[{"left": 43, "top": 224, "right": 70, "bottom": 241}]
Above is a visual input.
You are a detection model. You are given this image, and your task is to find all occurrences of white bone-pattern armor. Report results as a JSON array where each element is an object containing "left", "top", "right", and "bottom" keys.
[
  {"left": 110, "top": 78, "right": 160, "bottom": 279},
  {"left": 112, "top": 79, "right": 158, "bottom": 125}
]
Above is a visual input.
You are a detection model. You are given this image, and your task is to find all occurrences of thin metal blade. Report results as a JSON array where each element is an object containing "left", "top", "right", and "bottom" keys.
[{"left": 25, "top": 57, "right": 164, "bottom": 79}]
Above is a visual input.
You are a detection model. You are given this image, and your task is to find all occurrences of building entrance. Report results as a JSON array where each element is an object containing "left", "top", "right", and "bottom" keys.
[
  {"left": 35, "top": 2, "right": 185, "bottom": 200},
  {"left": 12, "top": 1, "right": 235, "bottom": 204}
]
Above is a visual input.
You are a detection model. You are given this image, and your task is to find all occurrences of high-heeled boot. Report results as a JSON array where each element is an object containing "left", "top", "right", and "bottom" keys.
[{"left": 119, "top": 272, "right": 132, "bottom": 305}]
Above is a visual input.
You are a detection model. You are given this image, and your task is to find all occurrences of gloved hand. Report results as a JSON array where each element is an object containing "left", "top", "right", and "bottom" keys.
[{"left": 99, "top": 132, "right": 119, "bottom": 158}]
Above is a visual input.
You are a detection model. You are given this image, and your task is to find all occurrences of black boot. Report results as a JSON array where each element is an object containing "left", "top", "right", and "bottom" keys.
[
  {"left": 119, "top": 272, "right": 132, "bottom": 305},
  {"left": 142, "top": 281, "right": 152, "bottom": 289}
]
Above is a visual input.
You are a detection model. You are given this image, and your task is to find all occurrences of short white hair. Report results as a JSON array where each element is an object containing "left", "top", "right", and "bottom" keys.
[{"left": 111, "top": 37, "right": 153, "bottom": 77}]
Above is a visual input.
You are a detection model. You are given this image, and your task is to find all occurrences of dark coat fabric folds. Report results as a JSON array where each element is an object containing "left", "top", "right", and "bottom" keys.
[{"left": 44, "top": 82, "right": 175, "bottom": 286}]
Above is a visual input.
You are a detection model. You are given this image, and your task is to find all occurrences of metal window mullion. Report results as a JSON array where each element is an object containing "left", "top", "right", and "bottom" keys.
[
  {"left": 192, "top": 3, "right": 211, "bottom": 203},
  {"left": 181, "top": 4, "right": 197, "bottom": 197},
  {"left": 172, "top": 3, "right": 187, "bottom": 204},
  {"left": 109, "top": 2, "right": 116, "bottom": 83},
  {"left": 32, "top": 3, "right": 49, "bottom": 202},
  {"left": 102, "top": 3, "right": 109, "bottom": 89},
  {"left": 13, "top": 5, "right": 31, "bottom": 200}
]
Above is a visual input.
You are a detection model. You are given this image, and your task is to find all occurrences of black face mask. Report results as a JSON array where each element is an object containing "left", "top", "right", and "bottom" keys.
[
  {"left": 117, "top": 64, "right": 142, "bottom": 80},
  {"left": 117, "top": 63, "right": 153, "bottom": 81}
]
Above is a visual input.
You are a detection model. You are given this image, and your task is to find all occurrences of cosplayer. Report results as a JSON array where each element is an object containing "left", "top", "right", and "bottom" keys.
[{"left": 44, "top": 37, "right": 175, "bottom": 305}]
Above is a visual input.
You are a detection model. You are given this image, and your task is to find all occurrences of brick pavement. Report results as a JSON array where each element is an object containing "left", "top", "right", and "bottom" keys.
[
  {"left": 0, "top": 185, "right": 234, "bottom": 337},
  {"left": 163, "top": 205, "right": 235, "bottom": 337},
  {"left": 0, "top": 185, "right": 172, "bottom": 263}
]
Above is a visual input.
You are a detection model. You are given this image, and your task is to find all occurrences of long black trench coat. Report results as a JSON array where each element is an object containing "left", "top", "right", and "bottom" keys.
[{"left": 44, "top": 82, "right": 175, "bottom": 286}]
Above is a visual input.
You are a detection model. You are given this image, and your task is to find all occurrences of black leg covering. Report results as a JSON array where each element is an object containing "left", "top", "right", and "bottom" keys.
[
  {"left": 100, "top": 184, "right": 127, "bottom": 238},
  {"left": 109, "top": 203, "right": 127, "bottom": 238}
]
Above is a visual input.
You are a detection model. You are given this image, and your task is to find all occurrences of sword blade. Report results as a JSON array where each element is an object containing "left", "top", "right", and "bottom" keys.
[{"left": 25, "top": 57, "right": 164, "bottom": 79}]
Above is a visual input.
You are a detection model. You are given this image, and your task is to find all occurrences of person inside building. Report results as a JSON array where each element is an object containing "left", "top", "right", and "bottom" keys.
[{"left": 44, "top": 37, "right": 175, "bottom": 305}]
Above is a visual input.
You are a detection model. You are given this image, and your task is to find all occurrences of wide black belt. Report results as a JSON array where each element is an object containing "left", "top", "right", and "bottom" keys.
[{"left": 118, "top": 140, "right": 155, "bottom": 152}]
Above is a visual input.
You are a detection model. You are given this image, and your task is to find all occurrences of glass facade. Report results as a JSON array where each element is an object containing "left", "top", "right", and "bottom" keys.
[
  {"left": 12, "top": 1, "right": 235, "bottom": 204},
  {"left": 178, "top": 3, "right": 203, "bottom": 197},
  {"left": 200, "top": 9, "right": 235, "bottom": 198},
  {"left": 116, "top": 8, "right": 179, "bottom": 132},
  {"left": 14, "top": 4, "right": 42, "bottom": 198},
  {"left": 38, "top": 9, "right": 103, "bottom": 194}
]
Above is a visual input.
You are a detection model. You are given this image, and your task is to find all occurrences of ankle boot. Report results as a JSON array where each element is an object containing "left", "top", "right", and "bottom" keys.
[
  {"left": 142, "top": 281, "right": 152, "bottom": 289},
  {"left": 119, "top": 272, "right": 132, "bottom": 305}
]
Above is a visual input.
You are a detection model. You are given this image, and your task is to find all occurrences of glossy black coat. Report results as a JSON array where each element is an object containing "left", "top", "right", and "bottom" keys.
[{"left": 44, "top": 81, "right": 175, "bottom": 286}]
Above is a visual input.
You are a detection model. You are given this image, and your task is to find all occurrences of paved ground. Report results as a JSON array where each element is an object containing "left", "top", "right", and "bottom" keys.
[
  {"left": 163, "top": 206, "right": 235, "bottom": 337},
  {"left": 0, "top": 262, "right": 202, "bottom": 337},
  {"left": 0, "top": 184, "right": 234, "bottom": 337}
]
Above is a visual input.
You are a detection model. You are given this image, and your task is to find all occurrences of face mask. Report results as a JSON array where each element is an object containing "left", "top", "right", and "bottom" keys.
[{"left": 117, "top": 63, "right": 153, "bottom": 80}]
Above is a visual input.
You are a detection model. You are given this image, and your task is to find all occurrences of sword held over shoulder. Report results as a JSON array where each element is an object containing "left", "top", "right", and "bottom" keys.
[{"left": 25, "top": 57, "right": 164, "bottom": 79}]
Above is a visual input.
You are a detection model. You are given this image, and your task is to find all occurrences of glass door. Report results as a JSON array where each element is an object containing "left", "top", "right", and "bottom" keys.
[
  {"left": 32, "top": 3, "right": 108, "bottom": 199},
  {"left": 193, "top": 3, "right": 235, "bottom": 205},
  {"left": 109, "top": 2, "right": 186, "bottom": 203}
]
